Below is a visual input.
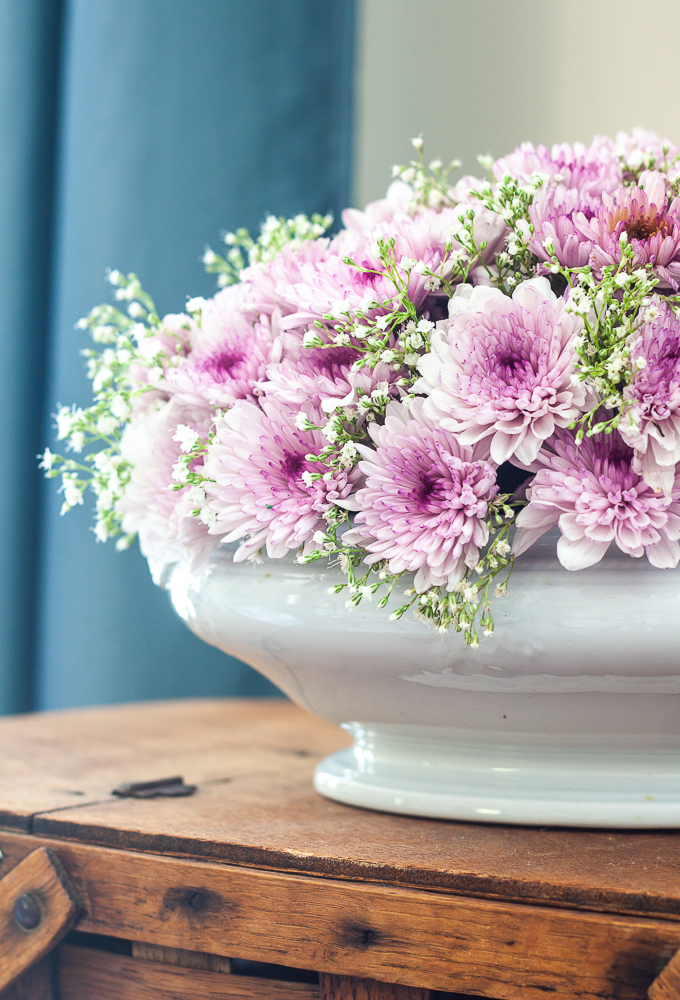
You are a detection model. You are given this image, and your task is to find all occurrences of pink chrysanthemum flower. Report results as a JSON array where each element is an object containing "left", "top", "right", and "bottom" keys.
[
  {"left": 278, "top": 204, "right": 506, "bottom": 334},
  {"left": 529, "top": 185, "right": 598, "bottom": 269},
  {"left": 619, "top": 299, "right": 680, "bottom": 493},
  {"left": 203, "top": 398, "right": 360, "bottom": 561},
  {"left": 416, "top": 277, "right": 587, "bottom": 465},
  {"left": 573, "top": 171, "right": 680, "bottom": 288},
  {"left": 239, "top": 238, "right": 331, "bottom": 320},
  {"left": 342, "top": 399, "right": 497, "bottom": 592},
  {"left": 118, "top": 398, "right": 216, "bottom": 573},
  {"left": 257, "top": 343, "right": 397, "bottom": 412},
  {"left": 513, "top": 427, "right": 680, "bottom": 570},
  {"left": 340, "top": 180, "right": 414, "bottom": 233},
  {"left": 165, "top": 285, "right": 279, "bottom": 408},
  {"left": 494, "top": 137, "right": 621, "bottom": 198},
  {"left": 614, "top": 128, "right": 680, "bottom": 175}
]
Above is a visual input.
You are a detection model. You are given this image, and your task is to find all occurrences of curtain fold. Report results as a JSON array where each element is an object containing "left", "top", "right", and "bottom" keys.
[
  {"left": 0, "top": 0, "right": 355, "bottom": 713},
  {"left": 0, "top": 0, "right": 64, "bottom": 714}
]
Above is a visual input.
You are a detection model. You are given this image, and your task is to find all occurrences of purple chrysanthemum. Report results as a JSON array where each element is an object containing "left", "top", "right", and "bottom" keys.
[
  {"left": 573, "top": 171, "right": 680, "bottom": 288},
  {"left": 165, "top": 285, "right": 279, "bottom": 408},
  {"left": 118, "top": 398, "right": 216, "bottom": 572},
  {"left": 203, "top": 398, "right": 360, "bottom": 561},
  {"left": 615, "top": 128, "right": 680, "bottom": 176},
  {"left": 257, "top": 343, "right": 398, "bottom": 413},
  {"left": 493, "top": 137, "right": 621, "bottom": 200},
  {"left": 416, "top": 278, "right": 587, "bottom": 465},
  {"left": 513, "top": 427, "right": 680, "bottom": 570},
  {"left": 343, "top": 399, "right": 498, "bottom": 592},
  {"left": 620, "top": 298, "right": 680, "bottom": 493},
  {"left": 529, "top": 184, "right": 598, "bottom": 269}
]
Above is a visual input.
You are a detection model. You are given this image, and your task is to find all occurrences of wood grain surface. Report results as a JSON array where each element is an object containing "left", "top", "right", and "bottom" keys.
[
  {"left": 1, "top": 699, "right": 679, "bottom": 920},
  {"left": 0, "top": 847, "right": 78, "bottom": 992},
  {"left": 59, "top": 945, "right": 318, "bottom": 1000},
  {"left": 132, "top": 940, "right": 232, "bottom": 973},
  {"left": 648, "top": 945, "right": 680, "bottom": 1000},
  {"left": 0, "top": 957, "right": 54, "bottom": 1000},
  {"left": 0, "top": 699, "right": 345, "bottom": 832},
  {"left": 0, "top": 832, "right": 677, "bottom": 1000},
  {"left": 320, "top": 974, "right": 429, "bottom": 1000}
]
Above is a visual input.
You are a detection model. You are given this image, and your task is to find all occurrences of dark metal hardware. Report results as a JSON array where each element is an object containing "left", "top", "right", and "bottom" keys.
[
  {"left": 112, "top": 775, "right": 197, "bottom": 798},
  {"left": 14, "top": 892, "right": 42, "bottom": 930}
]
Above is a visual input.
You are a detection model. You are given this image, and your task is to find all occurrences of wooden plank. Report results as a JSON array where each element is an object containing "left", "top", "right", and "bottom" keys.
[
  {"left": 649, "top": 946, "right": 680, "bottom": 1000},
  {"left": 0, "top": 699, "right": 344, "bottom": 831},
  {"left": 59, "top": 945, "right": 318, "bottom": 999},
  {"left": 0, "top": 847, "right": 78, "bottom": 992},
  {"left": 0, "top": 957, "right": 54, "bottom": 1000},
  {"left": 0, "top": 700, "right": 676, "bottom": 920},
  {"left": 320, "top": 974, "right": 429, "bottom": 1000},
  {"left": 133, "top": 940, "right": 232, "bottom": 972},
  {"left": 0, "top": 832, "right": 678, "bottom": 1000},
  {"left": 4, "top": 698, "right": 680, "bottom": 920}
]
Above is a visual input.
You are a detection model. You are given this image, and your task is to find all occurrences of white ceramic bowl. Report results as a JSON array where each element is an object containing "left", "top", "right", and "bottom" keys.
[{"left": 167, "top": 530, "right": 680, "bottom": 827}]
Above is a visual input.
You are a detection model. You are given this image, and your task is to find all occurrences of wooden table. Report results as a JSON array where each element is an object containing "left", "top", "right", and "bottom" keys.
[{"left": 1, "top": 699, "right": 680, "bottom": 1000}]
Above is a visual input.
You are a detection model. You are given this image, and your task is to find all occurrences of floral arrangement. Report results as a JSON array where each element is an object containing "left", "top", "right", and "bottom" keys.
[{"left": 43, "top": 128, "right": 680, "bottom": 645}]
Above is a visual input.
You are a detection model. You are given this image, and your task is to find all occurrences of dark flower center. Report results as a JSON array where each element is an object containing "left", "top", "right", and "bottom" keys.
[
  {"left": 414, "top": 472, "right": 440, "bottom": 506},
  {"left": 309, "top": 346, "right": 360, "bottom": 375},
  {"left": 281, "top": 450, "right": 306, "bottom": 482},
  {"left": 200, "top": 349, "right": 244, "bottom": 382},
  {"left": 625, "top": 212, "right": 671, "bottom": 242}
]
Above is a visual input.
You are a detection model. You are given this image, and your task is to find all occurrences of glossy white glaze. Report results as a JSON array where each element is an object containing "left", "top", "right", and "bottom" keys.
[{"left": 167, "top": 530, "right": 680, "bottom": 826}]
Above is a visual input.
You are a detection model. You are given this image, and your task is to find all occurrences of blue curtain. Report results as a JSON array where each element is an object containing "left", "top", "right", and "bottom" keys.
[{"left": 0, "top": 0, "right": 355, "bottom": 714}]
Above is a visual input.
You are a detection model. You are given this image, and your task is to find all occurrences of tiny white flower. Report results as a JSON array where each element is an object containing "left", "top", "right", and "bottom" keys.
[
  {"left": 312, "top": 530, "right": 327, "bottom": 544},
  {"left": 111, "top": 395, "right": 131, "bottom": 421},
  {"left": 411, "top": 135, "right": 424, "bottom": 152},
  {"left": 303, "top": 330, "right": 324, "bottom": 348},
  {"left": 96, "top": 415, "right": 118, "bottom": 436},
  {"left": 55, "top": 406, "right": 73, "bottom": 440},
  {"left": 294, "top": 411, "right": 312, "bottom": 430},
  {"left": 68, "top": 431, "right": 85, "bottom": 453},
  {"left": 107, "top": 269, "right": 122, "bottom": 285},
  {"left": 199, "top": 507, "right": 217, "bottom": 528},
  {"left": 172, "top": 459, "right": 189, "bottom": 483},
  {"left": 94, "top": 521, "right": 109, "bottom": 543},
  {"left": 188, "top": 485, "right": 206, "bottom": 505},
  {"left": 339, "top": 442, "right": 358, "bottom": 466},
  {"left": 494, "top": 583, "right": 508, "bottom": 598},
  {"left": 39, "top": 448, "right": 55, "bottom": 471},
  {"left": 63, "top": 484, "right": 83, "bottom": 507},
  {"left": 186, "top": 296, "right": 206, "bottom": 314},
  {"left": 301, "top": 471, "right": 315, "bottom": 487},
  {"left": 173, "top": 424, "right": 200, "bottom": 453}
]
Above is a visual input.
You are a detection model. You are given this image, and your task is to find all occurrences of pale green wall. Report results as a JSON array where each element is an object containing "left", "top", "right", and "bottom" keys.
[{"left": 355, "top": 0, "right": 680, "bottom": 206}]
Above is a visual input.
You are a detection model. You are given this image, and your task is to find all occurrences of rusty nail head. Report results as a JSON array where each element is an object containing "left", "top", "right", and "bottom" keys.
[{"left": 14, "top": 892, "right": 42, "bottom": 931}]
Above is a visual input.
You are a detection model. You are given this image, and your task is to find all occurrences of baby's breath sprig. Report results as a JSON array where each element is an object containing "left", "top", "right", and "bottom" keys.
[
  {"left": 203, "top": 212, "right": 333, "bottom": 287},
  {"left": 539, "top": 237, "right": 661, "bottom": 441},
  {"left": 39, "top": 271, "right": 180, "bottom": 543},
  {"left": 391, "top": 136, "right": 462, "bottom": 211},
  {"left": 308, "top": 493, "right": 521, "bottom": 645},
  {"left": 470, "top": 171, "right": 546, "bottom": 290}
]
